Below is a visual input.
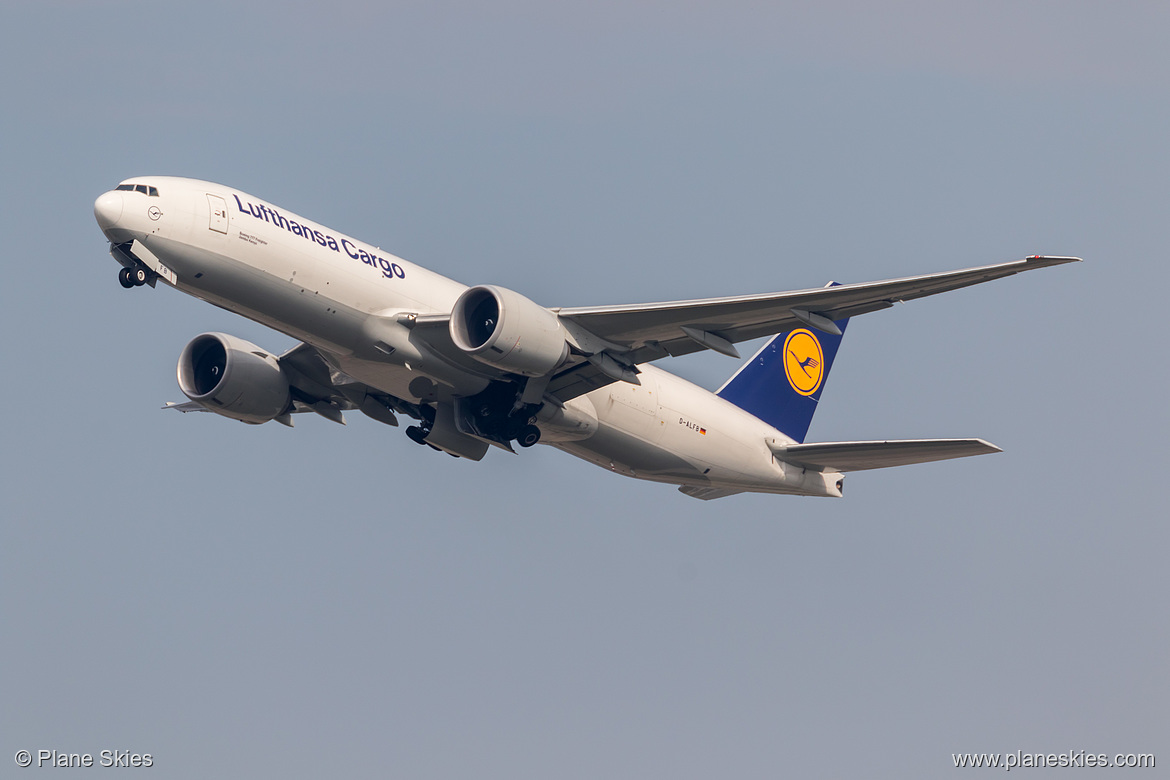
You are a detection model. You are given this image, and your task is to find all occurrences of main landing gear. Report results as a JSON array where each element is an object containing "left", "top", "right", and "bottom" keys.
[
  {"left": 407, "top": 420, "right": 540, "bottom": 453},
  {"left": 118, "top": 266, "right": 149, "bottom": 288},
  {"left": 402, "top": 382, "right": 545, "bottom": 454},
  {"left": 517, "top": 424, "right": 541, "bottom": 448}
]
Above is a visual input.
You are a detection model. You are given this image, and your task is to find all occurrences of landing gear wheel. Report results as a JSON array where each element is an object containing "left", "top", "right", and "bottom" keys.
[
  {"left": 132, "top": 267, "right": 149, "bottom": 286},
  {"left": 405, "top": 426, "right": 429, "bottom": 446},
  {"left": 118, "top": 267, "right": 135, "bottom": 288},
  {"left": 517, "top": 425, "right": 541, "bottom": 448}
]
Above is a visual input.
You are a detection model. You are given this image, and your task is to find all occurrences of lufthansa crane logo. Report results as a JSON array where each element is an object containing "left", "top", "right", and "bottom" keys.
[{"left": 782, "top": 329, "right": 825, "bottom": 396}]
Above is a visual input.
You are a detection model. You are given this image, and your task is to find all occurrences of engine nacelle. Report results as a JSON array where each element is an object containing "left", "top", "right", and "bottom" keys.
[
  {"left": 450, "top": 285, "right": 569, "bottom": 377},
  {"left": 177, "top": 333, "right": 290, "bottom": 424}
]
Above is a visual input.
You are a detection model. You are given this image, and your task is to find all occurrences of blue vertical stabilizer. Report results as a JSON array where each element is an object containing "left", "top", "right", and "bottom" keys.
[{"left": 716, "top": 312, "right": 849, "bottom": 444}]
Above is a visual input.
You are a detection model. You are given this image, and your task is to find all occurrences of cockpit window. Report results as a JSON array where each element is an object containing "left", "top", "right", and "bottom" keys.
[{"left": 114, "top": 183, "right": 160, "bottom": 196}]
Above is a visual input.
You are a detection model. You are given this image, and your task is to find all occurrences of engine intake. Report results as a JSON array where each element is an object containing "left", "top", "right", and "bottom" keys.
[
  {"left": 177, "top": 333, "right": 290, "bottom": 424},
  {"left": 450, "top": 285, "right": 569, "bottom": 377}
]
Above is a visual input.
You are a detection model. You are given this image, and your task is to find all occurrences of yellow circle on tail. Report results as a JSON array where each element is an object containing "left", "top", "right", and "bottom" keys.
[{"left": 783, "top": 329, "right": 825, "bottom": 396}]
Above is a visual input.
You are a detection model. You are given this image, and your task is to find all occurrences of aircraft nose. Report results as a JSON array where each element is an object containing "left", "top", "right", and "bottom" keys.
[{"left": 94, "top": 190, "right": 123, "bottom": 231}]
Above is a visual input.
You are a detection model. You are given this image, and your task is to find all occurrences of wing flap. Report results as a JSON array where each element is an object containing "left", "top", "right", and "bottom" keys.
[
  {"left": 162, "top": 401, "right": 207, "bottom": 413},
  {"left": 770, "top": 438, "right": 1002, "bottom": 472},
  {"left": 678, "top": 486, "right": 745, "bottom": 501}
]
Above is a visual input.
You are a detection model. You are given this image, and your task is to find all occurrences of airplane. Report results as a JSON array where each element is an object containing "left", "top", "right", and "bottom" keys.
[{"left": 93, "top": 177, "right": 1078, "bottom": 500}]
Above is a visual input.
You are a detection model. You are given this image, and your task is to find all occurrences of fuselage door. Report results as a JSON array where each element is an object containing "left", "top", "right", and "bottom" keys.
[{"left": 207, "top": 194, "right": 229, "bottom": 234}]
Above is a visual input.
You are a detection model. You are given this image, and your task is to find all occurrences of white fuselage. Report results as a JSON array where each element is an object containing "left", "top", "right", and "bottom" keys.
[{"left": 95, "top": 177, "right": 840, "bottom": 497}]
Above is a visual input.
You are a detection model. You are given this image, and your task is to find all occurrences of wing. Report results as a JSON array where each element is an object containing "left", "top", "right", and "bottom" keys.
[
  {"left": 556, "top": 256, "right": 1079, "bottom": 364},
  {"left": 538, "top": 255, "right": 1079, "bottom": 400},
  {"left": 769, "top": 438, "right": 1002, "bottom": 472},
  {"left": 397, "top": 255, "right": 1079, "bottom": 404}
]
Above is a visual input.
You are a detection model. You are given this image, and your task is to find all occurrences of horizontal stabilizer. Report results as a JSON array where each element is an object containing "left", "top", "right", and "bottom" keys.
[{"left": 769, "top": 438, "right": 1001, "bottom": 472}]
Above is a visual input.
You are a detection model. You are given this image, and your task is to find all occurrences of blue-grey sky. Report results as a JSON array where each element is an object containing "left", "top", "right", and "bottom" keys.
[{"left": 2, "top": 2, "right": 1165, "bottom": 777}]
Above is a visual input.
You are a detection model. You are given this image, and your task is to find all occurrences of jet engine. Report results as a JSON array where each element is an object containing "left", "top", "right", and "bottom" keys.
[
  {"left": 450, "top": 285, "right": 569, "bottom": 377},
  {"left": 177, "top": 333, "right": 290, "bottom": 424}
]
